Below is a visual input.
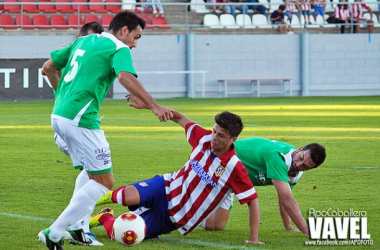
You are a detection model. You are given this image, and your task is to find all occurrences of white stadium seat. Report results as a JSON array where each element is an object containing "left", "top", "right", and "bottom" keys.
[
  {"left": 203, "top": 14, "right": 223, "bottom": 28},
  {"left": 236, "top": 14, "right": 256, "bottom": 28},
  {"left": 220, "top": 14, "right": 240, "bottom": 28},
  {"left": 190, "top": 0, "right": 211, "bottom": 14},
  {"left": 252, "top": 14, "right": 272, "bottom": 28}
]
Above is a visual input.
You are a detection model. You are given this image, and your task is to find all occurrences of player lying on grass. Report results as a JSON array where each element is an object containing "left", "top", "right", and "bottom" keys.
[
  {"left": 202, "top": 138, "right": 326, "bottom": 237},
  {"left": 92, "top": 107, "right": 265, "bottom": 245}
]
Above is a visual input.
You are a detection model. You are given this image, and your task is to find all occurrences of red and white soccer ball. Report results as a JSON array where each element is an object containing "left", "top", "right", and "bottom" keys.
[{"left": 113, "top": 212, "right": 146, "bottom": 246}]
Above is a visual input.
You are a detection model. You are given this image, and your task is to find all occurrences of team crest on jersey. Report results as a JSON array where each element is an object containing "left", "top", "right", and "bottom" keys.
[
  {"left": 214, "top": 165, "right": 225, "bottom": 177},
  {"left": 139, "top": 182, "right": 148, "bottom": 187}
]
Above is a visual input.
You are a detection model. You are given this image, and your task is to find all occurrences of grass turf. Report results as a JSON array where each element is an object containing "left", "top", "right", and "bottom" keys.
[{"left": 0, "top": 96, "right": 379, "bottom": 249}]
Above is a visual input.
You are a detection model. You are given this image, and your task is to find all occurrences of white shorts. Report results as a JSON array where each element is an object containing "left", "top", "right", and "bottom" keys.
[
  {"left": 51, "top": 116, "right": 112, "bottom": 174},
  {"left": 220, "top": 192, "right": 234, "bottom": 211}
]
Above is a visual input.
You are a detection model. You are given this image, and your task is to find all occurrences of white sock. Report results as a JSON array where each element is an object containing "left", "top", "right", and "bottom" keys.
[
  {"left": 70, "top": 170, "right": 91, "bottom": 231},
  {"left": 49, "top": 180, "right": 109, "bottom": 241}
]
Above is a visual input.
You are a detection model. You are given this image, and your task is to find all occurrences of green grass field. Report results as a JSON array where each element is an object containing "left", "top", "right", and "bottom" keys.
[{"left": 0, "top": 96, "right": 379, "bottom": 250}]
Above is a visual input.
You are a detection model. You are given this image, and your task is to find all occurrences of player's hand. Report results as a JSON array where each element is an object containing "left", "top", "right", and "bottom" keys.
[
  {"left": 244, "top": 239, "right": 266, "bottom": 245},
  {"left": 126, "top": 94, "right": 149, "bottom": 109},
  {"left": 151, "top": 105, "right": 174, "bottom": 122},
  {"left": 286, "top": 227, "right": 302, "bottom": 233}
]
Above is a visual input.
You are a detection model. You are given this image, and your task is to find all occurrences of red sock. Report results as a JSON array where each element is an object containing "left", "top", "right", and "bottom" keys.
[
  {"left": 100, "top": 214, "right": 116, "bottom": 239},
  {"left": 111, "top": 186, "right": 127, "bottom": 206}
]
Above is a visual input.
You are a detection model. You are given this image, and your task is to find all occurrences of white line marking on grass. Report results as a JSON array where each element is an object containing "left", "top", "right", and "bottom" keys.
[
  {"left": 0, "top": 212, "right": 270, "bottom": 250},
  {"left": 0, "top": 212, "right": 53, "bottom": 222},
  {"left": 348, "top": 166, "right": 380, "bottom": 169},
  {"left": 161, "top": 237, "right": 271, "bottom": 250}
]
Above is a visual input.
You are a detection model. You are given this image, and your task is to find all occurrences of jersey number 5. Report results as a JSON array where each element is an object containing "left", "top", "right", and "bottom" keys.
[{"left": 64, "top": 49, "right": 86, "bottom": 82}]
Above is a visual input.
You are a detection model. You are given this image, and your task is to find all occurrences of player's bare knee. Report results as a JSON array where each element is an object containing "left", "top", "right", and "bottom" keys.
[{"left": 123, "top": 185, "right": 140, "bottom": 206}]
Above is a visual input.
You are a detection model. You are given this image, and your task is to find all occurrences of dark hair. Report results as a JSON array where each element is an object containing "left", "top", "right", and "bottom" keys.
[
  {"left": 79, "top": 21, "right": 104, "bottom": 36},
  {"left": 303, "top": 143, "right": 326, "bottom": 168},
  {"left": 279, "top": 5, "right": 286, "bottom": 11},
  {"left": 214, "top": 111, "right": 244, "bottom": 138},
  {"left": 109, "top": 10, "right": 146, "bottom": 33}
]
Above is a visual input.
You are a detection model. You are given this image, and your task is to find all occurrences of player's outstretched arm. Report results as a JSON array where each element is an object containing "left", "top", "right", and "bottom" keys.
[
  {"left": 273, "top": 179, "right": 309, "bottom": 237},
  {"left": 118, "top": 72, "right": 173, "bottom": 122},
  {"left": 245, "top": 199, "right": 265, "bottom": 245},
  {"left": 42, "top": 59, "right": 61, "bottom": 91},
  {"left": 170, "top": 110, "right": 192, "bottom": 129},
  {"left": 278, "top": 196, "right": 301, "bottom": 232}
]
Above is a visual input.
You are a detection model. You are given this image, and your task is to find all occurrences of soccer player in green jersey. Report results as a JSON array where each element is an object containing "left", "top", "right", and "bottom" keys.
[
  {"left": 39, "top": 11, "right": 173, "bottom": 250},
  {"left": 202, "top": 137, "right": 326, "bottom": 238}
]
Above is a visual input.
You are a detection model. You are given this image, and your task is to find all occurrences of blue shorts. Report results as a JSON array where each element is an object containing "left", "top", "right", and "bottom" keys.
[
  {"left": 285, "top": 11, "right": 293, "bottom": 22},
  {"left": 130, "top": 175, "right": 176, "bottom": 239},
  {"left": 314, "top": 6, "right": 324, "bottom": 16}
]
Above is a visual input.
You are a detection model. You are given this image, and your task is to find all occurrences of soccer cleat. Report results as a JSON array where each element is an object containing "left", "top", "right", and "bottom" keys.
[
  {"left": 38, "top": 228, "right": 64, "bottom": 250},
  {"left": 64, "top": 228, "right": 103, "bottom": 246},
  {"left": 90, "top": 207, "right": 114, "bottom": 229},
  {"left": 96, "top": 190, "right": 113, "bottom": 206}
]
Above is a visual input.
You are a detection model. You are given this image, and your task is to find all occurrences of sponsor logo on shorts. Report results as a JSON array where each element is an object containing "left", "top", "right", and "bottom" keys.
[{"left": 139, "top": 182, "right": 148, "bottom": 187}]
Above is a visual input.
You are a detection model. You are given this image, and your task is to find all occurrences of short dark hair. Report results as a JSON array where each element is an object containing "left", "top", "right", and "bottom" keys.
[
  {"left": 279, "top": 5, "right": 286, "bottom": 11},
  {"left": 214, "top": 111, "right": 244, "bottom": 138},
  {"left": 109, "top": 10, "right": 146, "bottom": 33},
  {"left": 79, "top": 21, "right": 104, "bottom": 36},
  {"left": 303, "top": 143, "right": 326, "bottom": 168}
]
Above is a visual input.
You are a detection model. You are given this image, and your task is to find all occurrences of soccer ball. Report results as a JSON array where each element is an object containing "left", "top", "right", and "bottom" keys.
[{"left": 113, "top": 212, "right": 146, "bottom": 246}]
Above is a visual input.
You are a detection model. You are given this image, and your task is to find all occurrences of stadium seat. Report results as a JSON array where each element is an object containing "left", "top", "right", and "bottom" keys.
[
  {"left": 89, "top": 0, "right": 108, "bottom": 13},
  {"left": 285, "top": 14, "right": 301, "bottom": 28},
  {"left": 16, "top": 14, "right": 34, "bottom": 29},
  {"left": 121, "top": 0, "right": 137, "bottom": 11},
  {"left": 203, "top": 14, "right": 223, "bottom": 28},
  {"left": 252, "top": 14, "right": 271, "bottom": 28},
  {"left": 101, "top": 14, "right": 114, "bottom": 28},
  {"left": 38, "top": 0, "right": 57, "bottom": 13},
  {"left": 236, "top": 14, "right": 255, "bottom": 29},
  {"left": 301, "top": 15, "right": 319, "bottom": 28},
  {"left": 269, "top": 0, "right": 284, "bottom": 12},
  {"left": 33, "top": 14, "right": 52, "bottom": 29},
  {"left": 106, "top": 0, "right": 122, "bottom": 13},
  {"left": 220, "top": 14, "right": 239, "bottom": 28},
  {"left": 55, "top": 0, "right": 75, "bottom": 13},
  {"left": 3, "top": 0, "right": 21, "bottom": 13},
  {"left": 50, "top": 14, "right": 69, "bottom": 29},
  {"left": 190, "top": 0, "right": 210, "bottom": 14},
  {"left": 139, "top": 14, "right": 153, "bottom": 29},
  {"left": 68, "top": 15, "right": 84, "bottom": 28},
  {"left": 0, "top": 14, "right": 17, "bottom": 29},
  {"left": 84, "top": 14, "right": 100, "bottom": 23},
  {"left": 152, "top": 16, "right": 171, "bottom": 29},
  {"left": 21, "top": 0, "right": 40, "bottom": 13},
  {"left": 72, "top": 0, "right": 91, "bottom": 13},
  {"left": 363, "top": 13, "right": 380, "bottom": 27}
]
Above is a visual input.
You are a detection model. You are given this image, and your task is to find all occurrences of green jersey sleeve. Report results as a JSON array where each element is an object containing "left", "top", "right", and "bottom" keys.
[
  {"left": 50, "top": 45, "right": 73, "bottom": 70},
  {"left": 264, "top": 152, "right": 289, "bottom": 183},
  {"left": 113, "top": 47, "right": 137, "bottom": 77}
]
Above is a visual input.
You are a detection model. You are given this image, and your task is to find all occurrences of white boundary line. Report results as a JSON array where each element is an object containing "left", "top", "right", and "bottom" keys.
[{"left": 0, "top": 212, "right": 270, "bottom": 250}]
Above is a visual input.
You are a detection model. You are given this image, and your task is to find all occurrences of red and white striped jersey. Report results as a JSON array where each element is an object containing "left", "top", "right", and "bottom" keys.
[
  {"left": 286, "top": 1, "right": 296, "bottom": 12},
  {"left": 335, "top": 6, "right": 350, "bottom": 21},
  {"left": 350, "top": 2, "right": 369, "bottom": 19},
  {"left": 163, "top": 122, "right": 257, "bottom": 235},
  {"left": 314, "top": 0, "right": 325, "bottom": 7},
  {"left": 301, "top": 0, "right": 311, "bottom": 11}
]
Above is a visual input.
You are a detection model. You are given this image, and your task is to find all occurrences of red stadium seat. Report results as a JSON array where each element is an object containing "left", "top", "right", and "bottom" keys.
[
  {"left": 38, "top": 0, "right": 57, "bottom": 13},
  {"left": 89, "top": 0, "right": 108, "bottom": 13},
  {"left": 105, "top": 0, "right": 122, "bottom": 13},
  {"left": 68, "top": 15, "right": 84, "bottom": 29},
  {"left": 101, "top": 14, "right": 114, "bottom": 28},
  {"left": 143, "top": 9, "right": 153, "bottom": 13},
  {"left": 139, "top": 14, "right": 153, "bottom": 29},
  {"left": 152, "top": 16, "right": 170, "bottom": 29},
  {"left": 50, "top": 14, "right": 69, "bottom": 29},
  {"left": 55, "top": 0, "right": 75, "bottom": 13},
  {"left": 33, "top": 14, "right": 52, "bottom": 29},
  {"left": 84, "top": 14, "right": 100, "bottom": 23},
  {"left": 21, "top": 0, "right": 40, "bottom": 13},
  {"left": 3, "top": 0, "right": 21, "bottom": 13},
  {"left": 0, "top": 14, "right": 17, "bottom": 29},
  {"left": 72, "top": 0, "right": 91, "bottom": 13},
  {"left": 16, "top": 14, "right": 34, "bottom": 29}
]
